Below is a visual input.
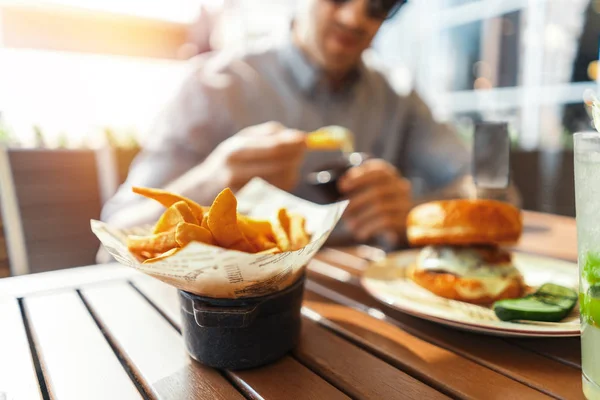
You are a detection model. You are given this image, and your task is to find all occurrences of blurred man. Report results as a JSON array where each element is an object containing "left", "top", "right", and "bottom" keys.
[{"left": 102, "top": 0, "right": 470, "bottom": 246}]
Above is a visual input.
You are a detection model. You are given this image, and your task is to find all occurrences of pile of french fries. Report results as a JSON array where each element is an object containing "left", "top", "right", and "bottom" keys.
[{"left": 127, "top": 187, "right": 311, "bottom": 263}]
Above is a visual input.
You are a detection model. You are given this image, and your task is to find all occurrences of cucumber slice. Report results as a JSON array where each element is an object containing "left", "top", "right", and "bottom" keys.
[
  {"left": 493, "top": 283, "right": 577, "bottom": 322},
  {"left": 494, "top": 298, "right": 566, "bottom": 322},
  {"left": 535, "top": 283, "right": 578, "bottom": 310}
]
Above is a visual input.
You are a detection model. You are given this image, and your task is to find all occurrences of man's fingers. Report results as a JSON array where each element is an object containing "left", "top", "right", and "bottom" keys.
[
  {"left": 227, "top": 157, "right": 303, "bottom": 189},
  {"left": 344, "top": 184, "right": 406, "bottom": 216},
  {"left": 238, "top": 121, "right": 284, "bottom": 137},
  {"left": 228, "top": 131, "right": 306, "bottom": 163},
  {"left": 230, "top": 158, "right": 301, "bottom": 181},
  {"left": 338, "top": 160, "right": 398, "bottom": 193},
  {"left": 345, "top": 200, "right": 411, "bottom": 233}
]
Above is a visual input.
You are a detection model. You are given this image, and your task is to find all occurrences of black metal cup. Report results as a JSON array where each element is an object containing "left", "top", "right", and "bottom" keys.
[
  {"left": 305, "top": 152, "right": 371, "bottom": 203},
  {"left": 178, "top": 275, "right": 305, "bottom": 370},
  {"left": 305, "top": 152, "right": 400, "bottom": 252}
]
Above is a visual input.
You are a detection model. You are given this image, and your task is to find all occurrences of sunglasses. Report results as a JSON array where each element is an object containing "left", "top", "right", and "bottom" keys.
[{"left": 328, "top": 0, "right": 407, "bottom": 20}]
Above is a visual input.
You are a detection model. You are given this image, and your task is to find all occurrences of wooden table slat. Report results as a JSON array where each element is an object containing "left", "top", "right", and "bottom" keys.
[
  {"left": 302, "top": 290, "right": 549, "bottom": 399},
  {"left": 0, "top": 264, "right": 137, "bottom": 298},
  {"left": 323, "top": 246, "right": 584, "bottom": 369},
  {"left": 516, "top": 211, "right": 578, "bottom": 262},
  {"left": 295, "top": 319, "right": 448, "bottom": 399},
  {"left": 0, "top": 300, "right": 42, "bottom": 400},
  {"left": 131, "top": 276, "right": 181, "bottom": 326},
  {"left": 0, "top": 209, "right": 584, "bottom": 399},
  {"left": 132, "top": 266, "right": 582, "bottom": 400},
  {"left": 132, "top": 276, "right": 352, "bottom": 400},
  {"left": 229, "top": 356, "right": 351, "bottom": 400},
  {"left": 24, "top": 291, "right": 143, "bottom": 400},
  {"left": 307, "top": 267, "right": 585, "bottom": 400},
  {"left": 509, "top": 338, "right": 581, "bottom": 368},
  {"left": 134, "top": 276, "right": 446, "bottom": 399},
  {"left": 318, "top": 248, "right": 370, "bottom": 272},
  {"left": 81, "top": 282, "right": 243, "bottom": 400}
]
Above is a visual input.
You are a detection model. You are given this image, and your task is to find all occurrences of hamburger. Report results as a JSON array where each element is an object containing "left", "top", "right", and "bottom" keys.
[{"left": 406, "top": 199, "right": 525, "bottom": 304}]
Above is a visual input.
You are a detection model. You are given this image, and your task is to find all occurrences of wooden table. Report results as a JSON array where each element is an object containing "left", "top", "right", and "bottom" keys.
[{"left": 0, "top": 211, "right": 583, "bottom": 399}]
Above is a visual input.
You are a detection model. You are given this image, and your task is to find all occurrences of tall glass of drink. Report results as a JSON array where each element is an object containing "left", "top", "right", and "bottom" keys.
[{"left": 574, "top": 131, "right": 600, "bottom": 399}]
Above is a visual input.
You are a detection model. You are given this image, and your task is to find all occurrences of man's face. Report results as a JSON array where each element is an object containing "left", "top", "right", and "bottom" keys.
[{"left": 298, "top": 0, "right": 385, "bottom": 74}]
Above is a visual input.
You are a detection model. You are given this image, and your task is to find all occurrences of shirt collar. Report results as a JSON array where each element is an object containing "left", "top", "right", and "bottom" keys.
[{"left": 278, "top": 38, "right": 365, "bottom": 97}]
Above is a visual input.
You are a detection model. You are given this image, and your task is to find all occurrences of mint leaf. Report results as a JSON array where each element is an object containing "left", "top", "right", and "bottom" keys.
[
  {"left": 584, "top": 285, "right": 600, "bottom": 326},
  {"left": 584, "top": 252, "right": 600, "bottom": 285}
]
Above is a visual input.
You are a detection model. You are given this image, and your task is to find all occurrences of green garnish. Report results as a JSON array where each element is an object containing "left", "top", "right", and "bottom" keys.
[
  {"left": 583, "top": 252, "right": 600, "bottom": 285},
  {"left": 582, "top": 285, "right": 600, "bottom": 327}
]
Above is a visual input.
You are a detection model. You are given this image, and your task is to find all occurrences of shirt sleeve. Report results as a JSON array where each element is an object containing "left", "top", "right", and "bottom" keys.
[
  {"left": 101, "top": 55, "right": 234, "bottom": 221},
  {"left": 397, "top": 90, "right": 470, "bottom": 196}
]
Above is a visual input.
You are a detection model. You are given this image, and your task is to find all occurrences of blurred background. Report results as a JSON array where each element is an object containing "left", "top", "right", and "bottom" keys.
[{"left": 0, "top": 0, "right": 598, "bottom": 275}]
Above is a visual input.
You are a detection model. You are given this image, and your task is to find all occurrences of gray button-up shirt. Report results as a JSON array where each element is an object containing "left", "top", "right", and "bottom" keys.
[{"left": 102, "top": 40, "right": 469, "bottom": 220}]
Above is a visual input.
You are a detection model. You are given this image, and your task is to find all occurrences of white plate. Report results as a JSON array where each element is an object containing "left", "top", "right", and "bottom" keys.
[{"left": 360, "top": 250, "right": 581, "bottom": 337}]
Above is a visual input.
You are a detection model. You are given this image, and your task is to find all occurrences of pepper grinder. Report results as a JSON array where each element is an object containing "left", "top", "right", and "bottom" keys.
[{"left": 472, "top": 122, "right": 511, "bottom": 202}]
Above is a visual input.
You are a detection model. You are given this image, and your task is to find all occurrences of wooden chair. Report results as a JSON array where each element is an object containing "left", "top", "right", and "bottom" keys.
[
  {"left": 0, "top": 205, "right": 9, "bottom": 278},
  {"left": 0, "top": 147, "right": 27, "bottom": 276},
  {"left": 0, "top": 147, "right": 113, "bottom": 275},
  {"left": 511, "top": 150, "right": 575, "bottom": 218}
]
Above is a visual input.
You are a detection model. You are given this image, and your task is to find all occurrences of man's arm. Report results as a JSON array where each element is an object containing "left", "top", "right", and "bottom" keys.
[{"left": 101, "top": 54, "right": 308, "bottom": 230}]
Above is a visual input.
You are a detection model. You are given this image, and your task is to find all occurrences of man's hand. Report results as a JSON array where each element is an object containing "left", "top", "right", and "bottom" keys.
[
  {"left": 204, "top": 121, "right": 307, "bottom": 192},
  {"left": 105, "top": 122, "right": 306, "bottom": 229},
  {"left": 338, "top": 159, "right": 412, "bottom": 243}
]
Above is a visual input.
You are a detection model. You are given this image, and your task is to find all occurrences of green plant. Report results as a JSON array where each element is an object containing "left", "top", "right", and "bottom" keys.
[
  {"left": 103, "top": 126, "right": 140, "bottom": 149},
  {"left": 103, "top": 127, "right": 119, "bottom": 148},
  {"left": 121, "top": 127, "right": 140, "bottom": 149},
  {"left": 0, "top": 114, "right": 16, "bottom": 146},
  {"left": 57, "top": 132, "right": 69, "bottom": 148},
  {"left": 32, "top": 125, "right": 47, "bottom": 148},
  {"left": 0, "top": 125, "right": 12, "bottom": 144}
]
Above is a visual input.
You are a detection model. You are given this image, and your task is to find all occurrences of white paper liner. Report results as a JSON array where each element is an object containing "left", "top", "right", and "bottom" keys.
[{"left": 91, "top": 178, "right": 348, "bottom": 298}]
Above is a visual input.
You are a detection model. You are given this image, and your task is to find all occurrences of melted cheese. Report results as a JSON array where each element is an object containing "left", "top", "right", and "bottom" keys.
[{"left": 417, "top": 246, "right": 522, "bottom": 299}]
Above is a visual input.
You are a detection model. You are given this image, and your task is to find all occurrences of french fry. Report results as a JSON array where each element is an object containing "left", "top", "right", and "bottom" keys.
[
  {"left": 201, "top": 214, "right": 209, "bottom": 230},
  {"left": 279, "top": 209, "right": 292, "bottom": 237},
  {"left": 143, "top": 248, "right": 181, "bottom": 264},
  {"left": 259, "top": 239, "right": 278, "bottom": 251},
  {"left": 305, "top": 126, "right": 354, "bottom": 153},
  {"left": 129, "top": 186, "right": 312, "bottom": 260},
  {"left": 289, "top": 213, "right": 310, "bottom": 250},
  {"left": 256, "top": 247, "right": 282, "bottom": 255},
  {"left": 127, "top": 231, "right": 177, "bottom": 260},
  {"left": 238, "top": 218, "right": 277, "bottom": 252},
  {"left": 238, "top": 215, "right": 274, "bottom": 239},
  {"left": 132, "top": 187, "right": 205, "bottom": 221},
  {"left": 272, "top": 208, "right": 291, "bottom": 251},
  {"left": 153, "top": 201, "right": 198, "bottom": 234},
  {"left": 206, "top": 188, "right": 255, "bottom": 253},
  {"left": 176, "top": 222, "right": 216, "bottom": 247},
  {"left": 305, "top": 134, "right": 345, "bottom": 150}
]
